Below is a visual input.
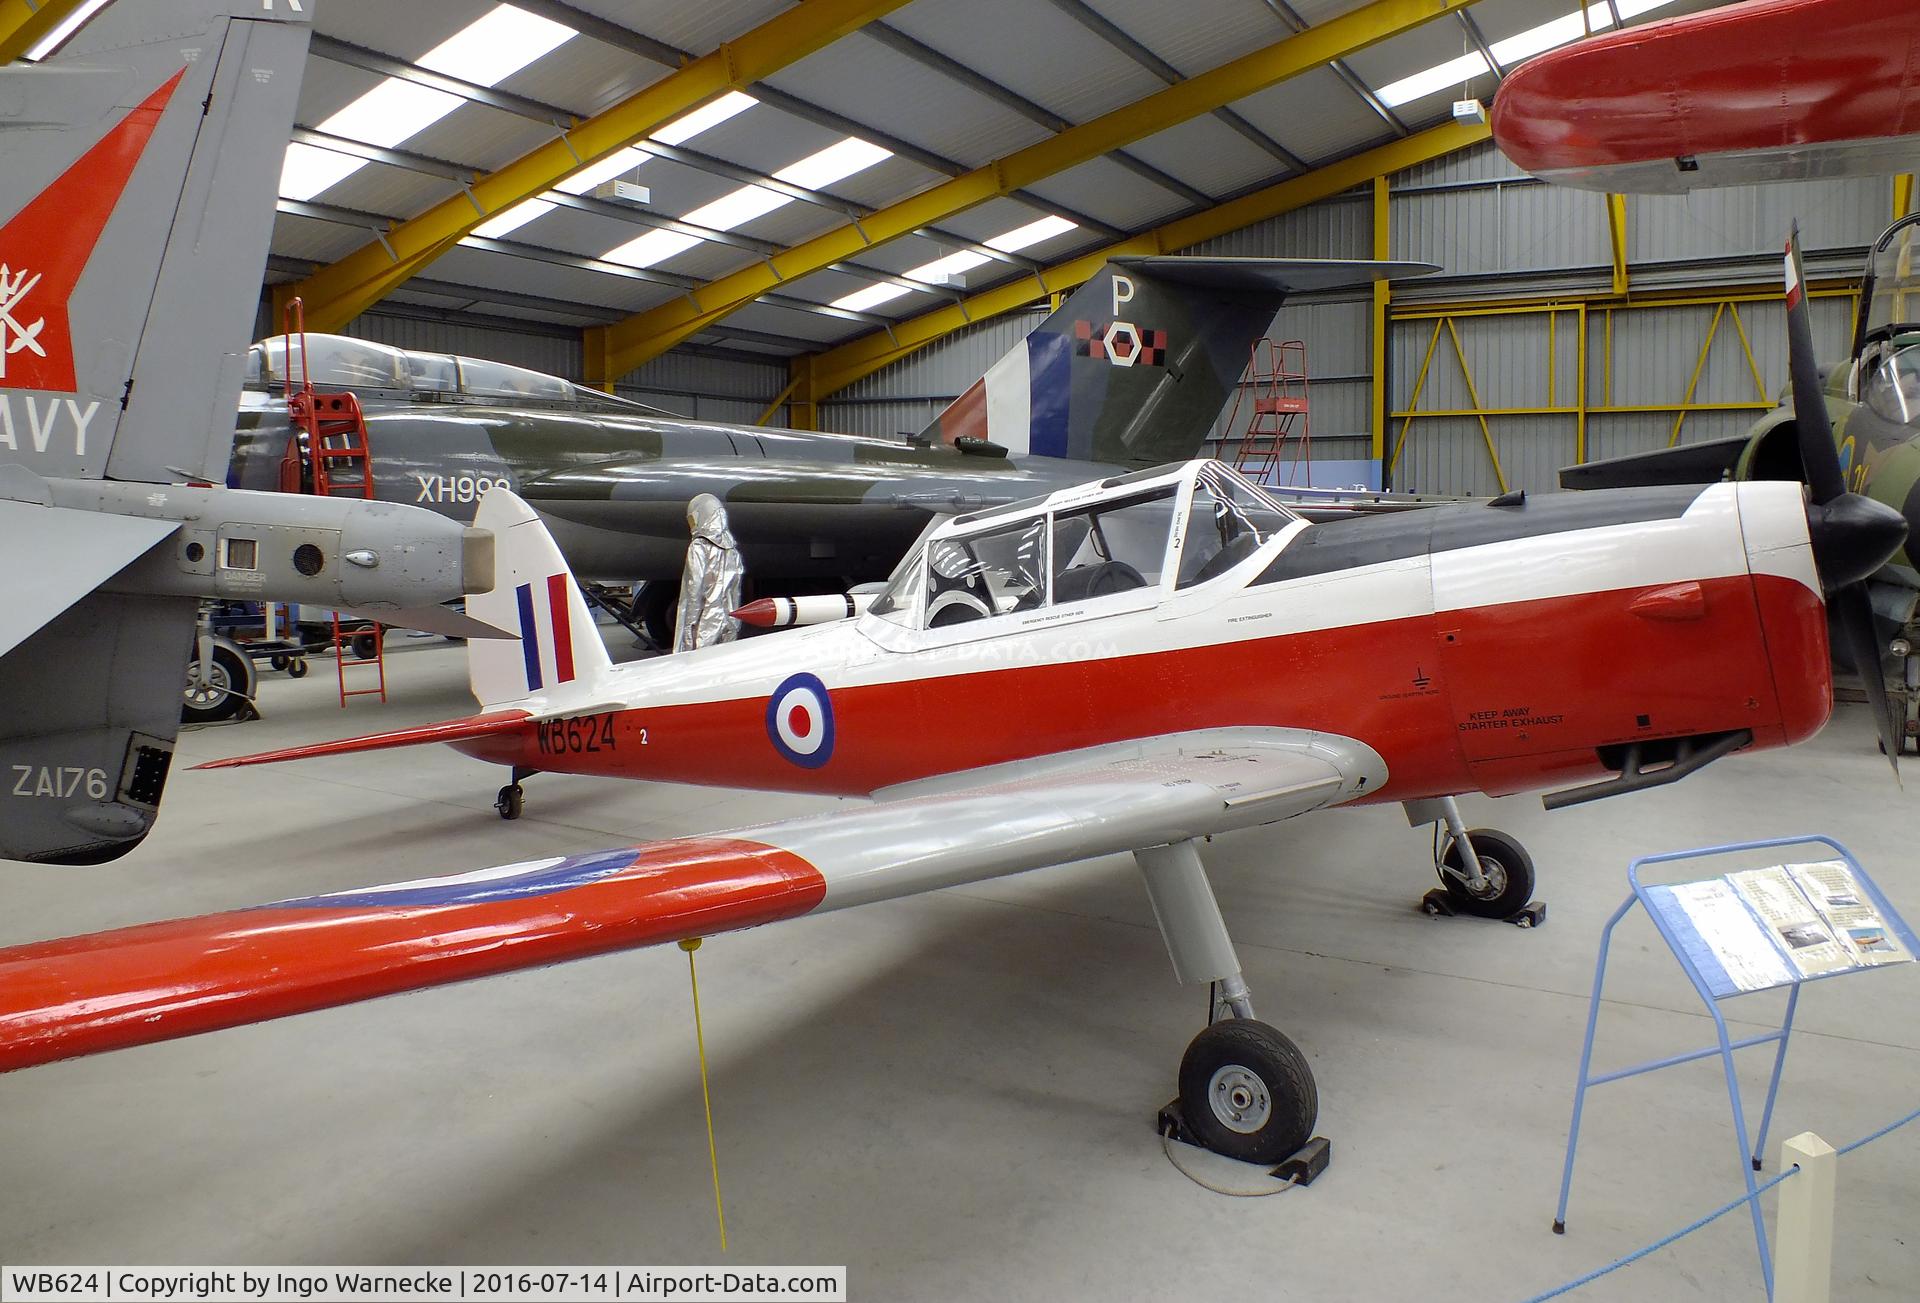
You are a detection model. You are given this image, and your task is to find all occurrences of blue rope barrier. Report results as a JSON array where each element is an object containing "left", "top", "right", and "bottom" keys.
[
  {"left": 1835, "top": 1101, "right": 1920, "bottom": 1157},
  {"left": 1527, "top": 1098, "right": 1920, "bottom": 1301}
]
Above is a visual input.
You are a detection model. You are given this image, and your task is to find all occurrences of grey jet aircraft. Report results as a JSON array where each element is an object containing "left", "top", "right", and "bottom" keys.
[{"left": 230, "top": 257, "right": 1434, "bottom": 640}]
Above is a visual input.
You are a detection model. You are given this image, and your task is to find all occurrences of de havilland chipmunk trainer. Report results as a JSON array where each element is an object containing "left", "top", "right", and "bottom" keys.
[{"left": 0, "top": 230, "right": 1902, "bottom": 1172}]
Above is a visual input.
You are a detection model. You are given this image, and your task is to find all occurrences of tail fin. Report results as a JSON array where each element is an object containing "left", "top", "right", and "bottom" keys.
[
  {"left": 0, "top": 0, "right": 311, "bottom": 484},
  {"left": 469, "top": 489, "right": 613, "bottom": 710},
  {"left": 920, "top": 257, "right": 1434, "bottom": 468}
]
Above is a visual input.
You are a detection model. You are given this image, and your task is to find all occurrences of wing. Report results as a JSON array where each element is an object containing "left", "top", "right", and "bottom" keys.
[{"left": 0, "top": 727, "right": 1380, "bottom": 1073}]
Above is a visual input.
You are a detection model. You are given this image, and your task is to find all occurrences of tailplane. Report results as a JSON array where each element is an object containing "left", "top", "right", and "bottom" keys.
[
  {"left": 469, "top": 489, "right": 614, "bottom": 711},
  {"left": 918, "top": 257, "right": 1435, "bottom": 467}
]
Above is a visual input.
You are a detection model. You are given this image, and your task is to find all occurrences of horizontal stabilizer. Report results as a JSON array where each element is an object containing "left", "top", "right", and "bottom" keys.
[
  {"left": 194, "top": 710, "right": 533, "bottom": 769},
  {"left": 1560, "top": 436, "right": 1750, "bottom": 490},
  {"left": 2, "top": 728, "right": 1377, "bottom": 1070},
  {"left": 331, "top": 603, "right": 515, "bottom": 640},
  {"left": 0, "top": 499, "right": 177, "bottom": 658}
]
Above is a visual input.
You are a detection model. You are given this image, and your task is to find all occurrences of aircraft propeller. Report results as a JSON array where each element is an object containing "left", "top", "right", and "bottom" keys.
[{"left": 1784, "top": 222, "right": 1910, "bottom": 775}]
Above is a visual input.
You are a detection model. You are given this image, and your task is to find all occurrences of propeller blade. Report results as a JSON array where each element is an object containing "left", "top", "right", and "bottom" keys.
[
  {"left": 1833, "top": 582, "right": 1902, "bottom": 779},
  {"left": 1784, "top": 222, "right": 1847, "bottom": 504}
]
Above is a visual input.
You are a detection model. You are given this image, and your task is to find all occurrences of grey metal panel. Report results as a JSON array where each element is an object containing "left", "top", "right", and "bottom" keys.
[
  {"left": 1229, "top": 68, "right": 1392, "bottom": 165},
  {"left": 1189, "top": 194, "right": 1370, "bottom": 260},
  {"left": 884, "top": 0, "right": 1167, "bottom": 125},
  {"left": 1018, "top": 155, "right": 1194, "bottom": 231},
  {"left": 1626, "top": 177, "right": 1891, "bottom": 265},
  {"left": 1079, "top": 0, "right": 1291, "bottom": 77},
  {"left": 1393, "top": 138, "right": 1531, "bottom": 191},
  {"left": 562, "top": 0, "right": 791, "bottom": 56},
  {"left": 494, "top": 35, "right": 672, "bottom": 118},
  {"left": 400, "top": 102, "right": 556, "bottom": 176},
  {"left": 620, "top": 350, "right": 789, "bottom": 402},
  {"left": 1124, "top": 115, "right": 1292, "bottom": 199},
  {"left": 834, "top": 308, "right": 1049, "bottom": 403},
  {"left": 312, "top": 0, "right": 486, "bottom": 58},
  {"left": 758, "top": 31, "right": 1053, "bottom": 169},
  {"left": 820, "top": 400, "right": 946, "bottom": 440},
  {"left": 314, "top": 159, "right": 459, "bottom": 221},
  {"left": 271, "top": 211, "right": 378, "bottom": 264}
]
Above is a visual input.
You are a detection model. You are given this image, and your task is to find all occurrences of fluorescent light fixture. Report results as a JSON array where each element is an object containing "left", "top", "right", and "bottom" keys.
[
  {"left": 471, "top": 198, "right": 556, "bottom": 240},
  {"left": 911, "top": 251, "right": 992, "bottom": 284},
  {"left": 1376, "top": 0, "right": 1686, "bottom": 108},
  {"left": 683, "top": 185, "right": 789, "bottom": 231},
  {"left": 557, "top": 147, "right": 651, "bottom": 195},
  {"left": 651, "top": 91, "right": 758, "bottom": 146},
  {"left": 22, "top": 0, "right": 110, "bottom": 61},
  {"left": 279, "top": 3, "right": 578, "bottom": 201},
  {"left": 280, "top": 143, "right": 370, "bottom": 203},
  {"left": 832, "top": 283, "right": 914, "bottom": 314},
  {"left": 776, "top": 138, "right": 892, "bottom": 190},
  {"left": 988, "top": 214, "right": 1078, "bottom": 253}
]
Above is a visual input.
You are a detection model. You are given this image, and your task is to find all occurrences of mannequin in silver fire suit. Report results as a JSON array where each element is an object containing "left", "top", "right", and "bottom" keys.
[{"left": 672, "top": 492, "right": 745, "bottom": 652}]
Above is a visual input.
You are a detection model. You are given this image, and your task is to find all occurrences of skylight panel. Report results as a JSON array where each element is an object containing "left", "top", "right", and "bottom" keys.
[
  {"left": 419, "top": 4, "right": 575, "bottom": 86},
  {"left": 1375, "top": 0, "right": 1687, "bottom": 109},
  {"left": 322, "top": 78, "right": 466, "bottom": 149},
  {"left": 682, "top": 185, "right": 790, "bottom": 231},
  {"left": 911, "top": 251, "right": 992, "bottom": 283},
  {"left": 832, "top": 283, "right": 915, "bottom": 314},
  {"left": 22, "top": 0, "right": 109, "bottom": 60},
  {"left": 652, "top": 92, "right": 759, "bottom": 146},
  {"left": 604, "top": 229, "right": 703, "bottom": 269},
  {"left": 280, "top": 143, "right": 369, "bottom": 203},
  {"left": 471, "top": 198, "right": 556, "bottom": 240},
  {"left": 776, "top": 138, "right": 892, "bottom": 191},
  {"left": 988, "top": 215, "right": 1078, "bottom": 253}
]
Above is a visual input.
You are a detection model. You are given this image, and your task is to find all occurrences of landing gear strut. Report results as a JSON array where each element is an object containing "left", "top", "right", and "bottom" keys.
[
  {"left": 1406, "top": 797, "right": 1544, "bottom": 926},
  {"left": 495, "top": 766, "right": 536, "bottom": 820},
  {"left": 1136, "top": 840, "right": 1326, "bottom": 1172}
]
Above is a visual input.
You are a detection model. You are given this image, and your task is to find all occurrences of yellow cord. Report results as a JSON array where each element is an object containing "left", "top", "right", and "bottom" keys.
[{"left": 680, "top": 937, "right": 727, "bottom": 1251}]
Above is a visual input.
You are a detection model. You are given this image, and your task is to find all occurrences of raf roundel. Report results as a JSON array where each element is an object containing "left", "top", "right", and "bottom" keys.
[{"left": 767, "top": 672, "right": 835, "bottom": 769}]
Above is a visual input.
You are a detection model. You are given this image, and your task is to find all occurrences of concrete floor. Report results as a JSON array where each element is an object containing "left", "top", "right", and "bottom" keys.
[{"left": 1, "top": 640, "right": 1916, "bottom": 1300}]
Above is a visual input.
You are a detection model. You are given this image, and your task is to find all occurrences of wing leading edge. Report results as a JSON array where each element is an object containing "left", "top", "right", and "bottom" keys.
[{"left": 0, "top": 728, "right": 1379, "bottom": 1073}]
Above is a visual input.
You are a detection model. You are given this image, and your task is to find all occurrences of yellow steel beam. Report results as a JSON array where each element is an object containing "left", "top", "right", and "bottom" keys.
[
  {"left": 1371, "top": 175, "right": 1391, "bottom": 464},
  {"left": 594, "top": 0, "right": 1479, "bottom": 381},
  {"left": 1606, "top": 193, "right": 1628, "bottom": 296},
  {"left": 811, "top": 119, "right": 1488, "bottom": 399},
  {"left": 0, "top": 0, "right": 89, "bottom": 63},
  {"left": 1896, "top": 173, "right": 1915, "bottom": 220},
  {"left": 284, "top": 0, "right": 914, "bottom": 333}
]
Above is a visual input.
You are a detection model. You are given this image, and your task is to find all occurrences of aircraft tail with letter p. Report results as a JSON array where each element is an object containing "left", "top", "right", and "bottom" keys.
[{"left": 917, "top": 257, "right": 1436, "bottom": 469}]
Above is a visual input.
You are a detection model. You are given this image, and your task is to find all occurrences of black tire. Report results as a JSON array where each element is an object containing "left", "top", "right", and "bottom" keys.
[
  {"left": 182, "top": 641, "right": 256, "bottom": 724},
  {"left": 1439, "top": 828, "right": 1536, "bottom": 920},
  {"left": 1177, "top": 1019, "right": 1317, "bottom": 1165},
  {"left": 495, "top": 784, "right": 524, "bottom": 820},
  {"left": 269, "top": 654, "right": 289, "bottom": 671},
  {"left": 351, "top": 630, "right": 380, "bottom": 660},
  {"left": 287, "top": 658, "right": 308, "bottom": 679}
]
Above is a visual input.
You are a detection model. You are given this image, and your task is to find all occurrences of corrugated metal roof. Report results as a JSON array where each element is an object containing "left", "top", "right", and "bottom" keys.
[
  {"left": 495, "top": 38, "right": 671, "bottom": 118},
  {"left": 1079, "top": 0, "right": 1293, "bottom": 77},
  {"left": 311, "top": 0, "right": 476, "bottom": 61},
  {"left": 401, "top": 102, "right": 558, "bottom": 175},
  {"left": 1124, "top": 115, "right": 1291, "bottom": 198},
  {"left": 1016, "top": 155, "right": 1193, "bottom": 232},
  {"left": 566, "top": 0, "right": 795, "bottom": 56},
  {"left": 270, "top": 211, "right": 376, "bottom": 264},
  {"left": 317, "top": 163, "right": 459, "bottom": 224},
  {"left": 1230, "top": 67, "right": 1392, "bottom": 164},
  {"left": 885, "top": 0, "right": 1167, "bottom": 125}
]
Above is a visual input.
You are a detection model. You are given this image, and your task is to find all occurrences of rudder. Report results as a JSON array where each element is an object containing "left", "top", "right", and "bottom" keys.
[{"left": 469, "top": 489, "right": 613, "bottom": 710}]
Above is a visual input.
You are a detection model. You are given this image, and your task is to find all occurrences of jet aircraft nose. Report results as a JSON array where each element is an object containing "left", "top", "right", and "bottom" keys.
[{"left": 1805, "top": 492, "right": 1909, "bottom": 591}]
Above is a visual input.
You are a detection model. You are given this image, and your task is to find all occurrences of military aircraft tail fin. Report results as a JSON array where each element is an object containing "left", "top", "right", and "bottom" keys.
[
  {"left": 467, "top": 488, "right": 615, "bottom": 711},
  {"left": 0, "top": 0, "right": 311, "bottom": 485},
  {"left": 0, "top": 498, "right": 196, "bottom": 863},
  {"left": 916, "top": 258, "right": 1436, "bottom": 468}
]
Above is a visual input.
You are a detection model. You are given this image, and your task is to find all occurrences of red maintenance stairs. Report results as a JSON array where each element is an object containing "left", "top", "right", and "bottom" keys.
[
  {"left": 1226, "top": 338, "right": 1312, "bottom": 486},
  {"left": 279, "top": 297, "right": 387, "bottom": 706}
]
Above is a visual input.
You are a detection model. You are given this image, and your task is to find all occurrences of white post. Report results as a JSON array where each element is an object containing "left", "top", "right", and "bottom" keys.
[{"left": 1773, "top": 1131, "right": 1836, "bottom": 1303}]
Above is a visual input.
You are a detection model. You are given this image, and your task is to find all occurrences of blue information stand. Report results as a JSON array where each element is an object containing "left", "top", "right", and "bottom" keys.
[{"left": 1552, "top": 835, "right": 1919, "bottom": 1298}]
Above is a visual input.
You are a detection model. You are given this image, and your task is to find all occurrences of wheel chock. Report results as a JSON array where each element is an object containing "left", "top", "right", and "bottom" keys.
[
  {"left": 1419, "top": 888, "right": 1456, "bottom": 917},
  {"left": 1507, "top": 901, "right": 1548, "bottom": 929},
  {"left": 1155, "top": 1100, "right": 1333, "bottom": 1187}
]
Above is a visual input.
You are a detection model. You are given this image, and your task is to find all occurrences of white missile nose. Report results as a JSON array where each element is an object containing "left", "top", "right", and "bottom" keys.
[{"left": 345, "top": 549, "right": 379, "bottom": 568}]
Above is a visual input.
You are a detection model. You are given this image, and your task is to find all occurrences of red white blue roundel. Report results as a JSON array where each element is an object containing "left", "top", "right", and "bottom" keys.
[{"left": 767, "top": 672, "right": 835, "bottom": 768}]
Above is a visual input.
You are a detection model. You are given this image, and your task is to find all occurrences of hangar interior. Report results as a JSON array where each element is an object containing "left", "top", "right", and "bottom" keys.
[{"left": 1, "top": 0, "right": 1917, "bottom": 1299}]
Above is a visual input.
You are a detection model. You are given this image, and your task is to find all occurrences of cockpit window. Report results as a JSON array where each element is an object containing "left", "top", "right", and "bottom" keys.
[
  {"left": 1178, "top": 471, "right": 1293, "bottom": 588},
  {"left": 457, "top": 356, "right": 574, "bottom": 403},
  {"left": 1051, "top": 487, "right": 1178, "bottom": 601},
  {"left": 922, "top": 516, "right": 1049, "bottom": 627},
  {"left": 1863, "top": 343, "right": 1920, "bottom": 427}
]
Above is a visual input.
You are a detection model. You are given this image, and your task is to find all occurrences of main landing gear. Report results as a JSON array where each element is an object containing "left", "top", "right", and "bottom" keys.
[
  {"left": 1137, "top": 840, "right": 1328, "bottom": 1174},
  {"left": 1406, "top": 797, "right": 1546, "bottom": 927},
  {"left": 495, "top": 766, "right": 536, "bottom": 820}
]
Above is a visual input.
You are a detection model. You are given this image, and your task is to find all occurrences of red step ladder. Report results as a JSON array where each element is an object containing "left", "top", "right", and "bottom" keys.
[
  {"left": 280, "top": 298, "right": 387, "bottom": 707},
  {"left": 1224, "top": 338, "right": 1311, "bottom": 486}
]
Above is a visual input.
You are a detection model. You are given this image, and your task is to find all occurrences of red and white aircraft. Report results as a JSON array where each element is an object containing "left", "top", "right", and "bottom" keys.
[
  {"left": 1492, "top": 0, "right": 1920, "bottom": 193},
  {"left": 0, "top": 371, "right": 1905, "bottom": 1162}
]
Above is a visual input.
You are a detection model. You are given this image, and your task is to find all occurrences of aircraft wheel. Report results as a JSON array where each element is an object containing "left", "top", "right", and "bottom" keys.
[
  {"left": 182, "top": 639, "right": 255, "bottom": 724},
  {"left": 1439, "top": 828, "right": 1535, "bottom": 920},
  {"left": 351, "top": 630, "right": 381, "bottom": 660},
  {"left": 1177, "top": 1019, "right": 1317, "bottom": 1165},
  {"left": 495, "top": 784, "right": 524, "bottom": 820}
]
